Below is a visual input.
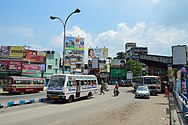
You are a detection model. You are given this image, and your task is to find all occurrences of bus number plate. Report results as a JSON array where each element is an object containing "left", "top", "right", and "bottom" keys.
[{"left": 50, "top": 96, "right": 59, "bottom": 98}]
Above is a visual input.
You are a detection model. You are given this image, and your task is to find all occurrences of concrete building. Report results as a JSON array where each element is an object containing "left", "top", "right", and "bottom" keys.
[
  {"left": 125, "top": 42, "right": 148, "bottom": 61},
  {"left": 64, "top": 50, "right": 84, "bottom": 74},
  {"left": 44, "top": 51, "right": 60, "bottom": 85}
]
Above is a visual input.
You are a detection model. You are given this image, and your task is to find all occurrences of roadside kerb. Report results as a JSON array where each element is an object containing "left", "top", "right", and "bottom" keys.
[{"left": 0, "top": 98, "right": 49, "bottom": 109}]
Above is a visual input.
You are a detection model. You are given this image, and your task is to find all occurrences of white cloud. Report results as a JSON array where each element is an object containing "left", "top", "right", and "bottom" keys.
[
  {"left": 51, "top": 22, "right": 188, "bottom": 62},
  {"left": 94, "top": 22, "right": 188, "bottom": 57},
  {"left": 152, "top": 0, "right": 160, "bottom": 4},
  {"left": 0, "top": 26, "right": 34, "bottom": 37}
]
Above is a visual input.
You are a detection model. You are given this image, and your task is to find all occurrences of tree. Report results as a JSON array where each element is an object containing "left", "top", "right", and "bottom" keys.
[
  {"left": 114, "top": 52, "right": 126, "bottom": 59},
  {"left": 126, "top": 60, "right": 142, "bottom": 76}
]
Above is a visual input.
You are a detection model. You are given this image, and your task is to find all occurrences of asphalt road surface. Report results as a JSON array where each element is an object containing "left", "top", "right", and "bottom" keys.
[{"left": 0, "top": 86, "right": 169, "bottom": 125}]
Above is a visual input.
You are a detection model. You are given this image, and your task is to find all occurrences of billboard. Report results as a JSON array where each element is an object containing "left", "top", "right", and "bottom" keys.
[
  {"left": 0, "top": 60, "right": 22, "bottom": 72},
  {"left": 99, "top": 63, "right": 107, "bottom": 72},
  {"left": 23, "top": 49, "right": 46, "bottom": 63},
  {"left": 65, "top": 36, "right": 84, "bottom": 51},
  {"left": 88, "top": 48, "right": 108, "bottom": 60},
  {"left": 0, "top": 46, "right": 24, "bottom": 58},
  {"left": 111, "top": 68, "right": 126, "bottom": 78},
  {"left": 22, "top": 63, "right": 44, "bottom": 77},
  {"left": 111, "top": 59, "right": 126, "bottom": 68},
  {"left": 178, "top": 66, "right": 188, "bottom": 95},
  {"left": 92, "top": 58, "right": 99, "bottom": 69},
  {"left": 172, "top": 45, "right": 187, "bottom": 65}
]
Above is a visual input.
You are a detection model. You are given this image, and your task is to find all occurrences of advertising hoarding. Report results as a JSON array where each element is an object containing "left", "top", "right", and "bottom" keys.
[
  {"left": 22, "top": 63, "right": 44, "bottom": 77},
  {"left": 65, "top": 36, "right": 84, "bottom": 51},
  {"left": 0, "top": 60, "right": 22, "bottom": 72},
  {"left": 111, "top": 68, "right": 126, "bottom": 78},
  {"left": 92, "top": 58, "right": 99, "bottom": 69},
  {"left": 99, "top": 63, "right": 107, "bottom": 72},
  {"left": 0, "top": 46, "right": 24, "bottom": 58},
  {"left": 88, "top": 48, "right": 108, "bottom": 60},
  {"left": 172, "top": 45, "right": 187, "bottom": 65},
  {"left": 178, "top": 66, "right": 188, "bottom": 95},
  {"left": 23, "top": 50, "right": 46, "bottom": 63},
  {"left": 111, "top": 59, "right": 126, "bottom": 68}
]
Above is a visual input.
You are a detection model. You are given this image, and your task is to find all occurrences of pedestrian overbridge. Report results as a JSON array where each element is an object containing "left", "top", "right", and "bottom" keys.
[{"left": 139, "top": 54, "right": 172, "bottom": 69}]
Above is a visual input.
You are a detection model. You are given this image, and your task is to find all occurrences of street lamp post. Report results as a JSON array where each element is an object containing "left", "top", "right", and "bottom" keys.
[{"left": 50, "top": 8, "right": 81, "bottom": 74}]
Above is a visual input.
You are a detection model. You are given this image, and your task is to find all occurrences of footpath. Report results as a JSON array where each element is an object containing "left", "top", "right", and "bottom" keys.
[{"left": 169, "top": 92, "right": 188, "bottom": 125}]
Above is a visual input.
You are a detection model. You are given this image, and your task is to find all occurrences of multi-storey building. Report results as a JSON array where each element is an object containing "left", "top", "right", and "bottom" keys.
[{"left": 44, "top": 51, "right": 60, "bottom": 85}]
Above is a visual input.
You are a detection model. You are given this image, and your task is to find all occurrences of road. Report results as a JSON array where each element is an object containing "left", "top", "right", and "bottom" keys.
[{"left": 0, "top": 86, "right": 169, "bottom": 125}]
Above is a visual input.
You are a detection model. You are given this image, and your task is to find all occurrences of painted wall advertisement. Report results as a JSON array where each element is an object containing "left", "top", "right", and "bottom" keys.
[
  {"left": 0, "top": 46, "right": 24, "bottom": 58},
  {"left": 23, "top": 50, "right": 46, "bottom": 63},
  {"left": 22, "top": 63, "right": 45, "bottom": 77},
  {"left": 0, "top": 60, "right": 22, "bottom": 72}
]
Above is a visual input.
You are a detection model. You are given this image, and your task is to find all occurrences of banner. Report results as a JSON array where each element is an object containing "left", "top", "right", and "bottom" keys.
[
  {"left": 88, "top": 48, "right": 108, "bottom": 60},
  {"left": 0, "top": 46, "right": 23, "bottom": 58},
  {"left": 9, "top": 46, "right": 24, "bottom": 58},
  {"left": 0, "top": 60, "right": 22, "bottom": 72},
  {"left": 65, "top": 36, "right": 84, "bottom": 51},
  {"left": 22, "top": 63, "right": 43, "bottom": 77},
  {"left": 111, "top": 68, "right": 126, "bottom": 78},
  {"left": 23, "top": 50, "right": 46, "bottom": 63}
]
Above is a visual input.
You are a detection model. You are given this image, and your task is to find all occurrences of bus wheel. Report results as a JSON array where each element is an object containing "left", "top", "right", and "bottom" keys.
[
  {"left": 20, "top": 91, "right": 25, "bottom": 95},
  {"left": 54, "top": 99, "right": 59, "bottom": 102},
  {"left": 87, "top": 92, "right": 93, "bottom": 99},
  {"left": 68, "top": 95, "right": 74, "bottom": 103}
]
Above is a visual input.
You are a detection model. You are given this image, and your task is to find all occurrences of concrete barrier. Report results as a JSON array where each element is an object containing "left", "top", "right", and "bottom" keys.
[{"left": 0, "top": 98, "right": 49, "bottom": 108}]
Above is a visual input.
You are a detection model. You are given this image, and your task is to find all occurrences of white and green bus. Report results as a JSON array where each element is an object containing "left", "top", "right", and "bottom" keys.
[
  {"left": 47, "top": 74, "right": 98, "bottom": 102},
  {"left": 132, "top": 75, "right": 161, "bottom": 95}
]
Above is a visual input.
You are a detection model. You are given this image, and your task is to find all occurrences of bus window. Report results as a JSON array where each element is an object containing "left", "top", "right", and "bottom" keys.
[
  {"left": 81, "top": 81, "right": 85, "bottom": 86},
  {"left": 48, "top": 76, "right": 65, "bottom": 88},
  {"left": 15, "top": 80, "right": 21, "bottom": 84}
]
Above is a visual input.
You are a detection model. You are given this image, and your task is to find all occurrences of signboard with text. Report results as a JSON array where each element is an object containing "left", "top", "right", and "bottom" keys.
[
  {"left": 88, "top": 48, "right": 108, "bottom": 60},
  {"left": 0, "top": 60, "right": 22, "bottom": 72},
  {"left": 23, "top": 49, "right": 46, "bottom": 63},
  {"left": 65, "top": 36, "right": 84, "bottom": 51},
  {"left": 0, "top": 46, "right": 24, "bottom": 58},
  {"left": 22, "top": 63, "right": 44, "bottom": 77}
]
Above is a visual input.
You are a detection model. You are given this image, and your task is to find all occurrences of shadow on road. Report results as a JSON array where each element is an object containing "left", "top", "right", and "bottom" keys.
[{"left": 42, "top": 96, "right": 94, "bottom": 105}]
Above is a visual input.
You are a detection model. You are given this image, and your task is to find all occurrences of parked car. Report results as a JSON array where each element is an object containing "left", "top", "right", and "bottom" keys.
[{"left": 135, "top": 85, "right": 150, "bottom": 99}]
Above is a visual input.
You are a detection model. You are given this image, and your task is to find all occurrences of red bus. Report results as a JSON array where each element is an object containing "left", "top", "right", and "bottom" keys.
[{"left": 2, "top": 76, "right": 44, "bottom": 94}]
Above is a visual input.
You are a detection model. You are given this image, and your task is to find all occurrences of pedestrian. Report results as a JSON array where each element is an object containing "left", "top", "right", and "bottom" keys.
[
  {"left": 100, "top": 84, "right": 105, "bottom": 95},
  {"left": 164, "top": 83, "right": 168, "bottom": 96}
]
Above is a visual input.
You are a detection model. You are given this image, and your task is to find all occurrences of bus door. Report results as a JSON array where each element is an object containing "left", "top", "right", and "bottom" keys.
[{"left": 76, "top": 80, "right": 81, "bottom": 97}]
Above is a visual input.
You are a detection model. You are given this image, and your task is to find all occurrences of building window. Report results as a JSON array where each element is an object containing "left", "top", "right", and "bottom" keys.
[
  {"left": 55, "top": 59, "right": 58, "bottom": 66},
  {"left": 48, "top": 65, "right": 52, "bottom": 70}
]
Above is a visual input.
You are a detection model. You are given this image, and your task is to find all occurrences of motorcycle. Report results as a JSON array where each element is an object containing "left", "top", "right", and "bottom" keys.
[{"left": 113, "top": 88, "right": 119, "bottom": 96}]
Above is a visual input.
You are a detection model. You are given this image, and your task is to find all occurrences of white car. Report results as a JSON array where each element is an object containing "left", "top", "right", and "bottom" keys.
[{"left": 135, "top": 86, "right": 150, "bottom": 99}]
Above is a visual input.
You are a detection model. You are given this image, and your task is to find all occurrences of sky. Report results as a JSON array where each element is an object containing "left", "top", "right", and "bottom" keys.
[{"left": 1, "top": 0, "right": 188, "bottom": 63}]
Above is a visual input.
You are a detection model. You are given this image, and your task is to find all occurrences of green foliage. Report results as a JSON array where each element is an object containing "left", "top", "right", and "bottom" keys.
[
  {"left": 126, "top": 60, "right": 142, "bottom": 76},
  {"left": 115, "top": 52, "right": 126, "bottom": 59}
]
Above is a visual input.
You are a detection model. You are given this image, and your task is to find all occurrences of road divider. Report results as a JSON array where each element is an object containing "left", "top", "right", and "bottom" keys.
[{"left": 0, "top": 98, "right": 50, "bottom": 109}]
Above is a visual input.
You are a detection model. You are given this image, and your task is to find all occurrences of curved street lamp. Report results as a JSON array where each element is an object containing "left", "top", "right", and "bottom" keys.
[{"left": 50, "top": 8, "right": 81, "bottom": 74}]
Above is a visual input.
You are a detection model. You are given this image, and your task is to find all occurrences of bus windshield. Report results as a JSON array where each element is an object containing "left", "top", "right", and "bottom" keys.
[
  {"left": 48, "top": 75, "right": 66, "bottom": 88},
  {"left": 144, "top": 77, "right": 160, "bottom": 84}
]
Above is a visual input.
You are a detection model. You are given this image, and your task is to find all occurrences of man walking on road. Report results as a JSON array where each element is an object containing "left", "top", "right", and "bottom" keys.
[{"left": 100, "top": 84, "right": 105, "bottom": 95}]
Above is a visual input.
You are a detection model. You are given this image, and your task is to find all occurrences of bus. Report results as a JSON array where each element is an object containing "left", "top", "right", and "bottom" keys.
[
  {"left": 132, "top": 75, "right": 161, "bottom": 95},
  {"left": 47, "top": 74, "right": 98, "bottom": 102},
  {"left": 2, "top": 76, "right": 44, "bottom": 94}
]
